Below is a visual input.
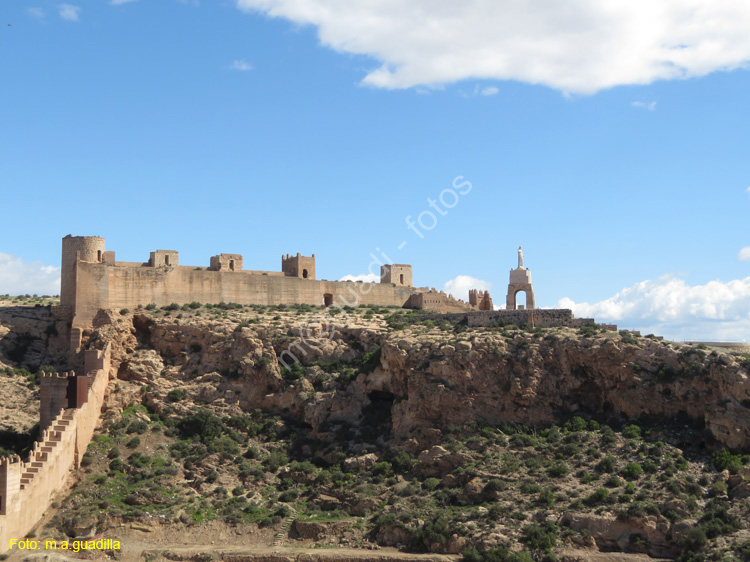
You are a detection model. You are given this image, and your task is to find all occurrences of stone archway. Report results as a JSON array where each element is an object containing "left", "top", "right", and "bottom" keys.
[
  {"left": 506, "top": 255, "right": 536, "bottom": 310},
  {"left": 507, "top": 285, "right": 535, "bottom": 310}
]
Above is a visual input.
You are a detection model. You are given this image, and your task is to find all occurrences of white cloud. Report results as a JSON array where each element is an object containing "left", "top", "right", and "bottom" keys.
[
  {"left": 559, "top": 275, "right": 750, "bottom": 341},
  {"left": 0, "top": 253, "right": 61, "bottom": 296},
  {"left": 340, "top": 273, "right": 380, "bottom": 283},
  {"left": 111, "top": 0, "right": 137, "bottom": 5},
  {"left": 59, "top": 4, "right": 80, "bottom": 21},
  {"left": 631, "top": 101, "right": 657, "bottom": 110},
  {"left": 236, "top": 0, "right": 750, "bottom": 94},
  {"left": 738, "top": 247, "right": 750, "bottom": 261},
  {"left": 27, "top": 8, "right": 45, "bottom": 18},
  {"left": 480, "top": 86, "right": 499, "bottom": 96},
  {"left": 746, "top": 186, "right": 750, "bottom": 195},
  {"left": 443, "top": 275, "right": 491, "bottom": 302},
  {"left": 231, "top": 59, "right": 253, "bottom": 71}
]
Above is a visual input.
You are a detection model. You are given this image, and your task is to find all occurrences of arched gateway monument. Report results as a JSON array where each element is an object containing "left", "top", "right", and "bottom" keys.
[{"left": 506, "top": 245, "right": 536, "bottom": 310}]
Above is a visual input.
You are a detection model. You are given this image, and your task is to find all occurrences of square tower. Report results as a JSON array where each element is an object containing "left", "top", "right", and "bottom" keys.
[
  {"left": 282, "top": 253, "right": 316, "bottom": 280},
  {"left": 209, "top": 254, "right": 243, "bottom": 271},
  {"left": 380, "top": 264, "right": 412, "bottom": 287},
  {"left": 149, "top": 250, "right": 179, "bottom": 267}
]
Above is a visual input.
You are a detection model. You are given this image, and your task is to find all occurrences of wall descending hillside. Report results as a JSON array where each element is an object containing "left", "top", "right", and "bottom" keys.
[{"left": 0, "top": 344, "right": 111, "bottom": 554}]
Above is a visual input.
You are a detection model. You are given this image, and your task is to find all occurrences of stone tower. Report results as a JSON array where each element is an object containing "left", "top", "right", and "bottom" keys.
[
  {"left": 282, "top": 253, "right": 316, "bottom": 280},
  {"left": 61, "top": 235, "right": 105, "bottom": 309},
  {"left": 469, "top": 289, "right": 493, "bottom": 310},
  {"left": 506, "top": 245, "right": 535, "bottom": 310},
  {"left": 380, "top": 264, "right": 413, "bottom": 287}
]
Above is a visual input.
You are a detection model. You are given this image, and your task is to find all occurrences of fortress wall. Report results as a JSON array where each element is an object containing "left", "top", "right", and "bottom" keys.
[
  {"left": 322, "top": 281, "right": 415, "bottom": 309},
  {"left": 1, "top": 411, "right": 79, "bottom": 551},
  {"left": 468, "top": 309, "right": 576, "bottom": 328},
  {"left": 71, "top": 264, "right": 419, "bottom": 326},
  {"left": 0, "top": 346, "right": 111, "bottom": 554},
  {"left": 408, "top": 292, "right": 473, "bottom": 314}
]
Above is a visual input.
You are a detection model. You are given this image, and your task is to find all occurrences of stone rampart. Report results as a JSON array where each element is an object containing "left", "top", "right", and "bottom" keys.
[
  {"left": 0, "top": 344, "right": 111, "bottom": 553},
  {"left": 72, "top": 262, "right": 422, "bottom": 327},
  {"left": 468, "top": 309, "right": 579, "bottom": 328}
]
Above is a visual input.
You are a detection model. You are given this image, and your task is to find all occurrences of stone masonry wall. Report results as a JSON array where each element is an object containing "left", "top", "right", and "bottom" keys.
[
  {"left": 71, "top": 262, "right": 421, "bottom": 327},
  {"left": 467, "top": 309, "right": 599, "bottom": 328},
  {"left": 0, "top": 344, "right": 111, "bottom": 554}
]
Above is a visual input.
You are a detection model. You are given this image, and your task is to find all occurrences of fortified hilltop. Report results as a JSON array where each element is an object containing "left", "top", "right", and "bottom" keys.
[{"left": 57, "top": 235, "right": 494, "bottom": 351}]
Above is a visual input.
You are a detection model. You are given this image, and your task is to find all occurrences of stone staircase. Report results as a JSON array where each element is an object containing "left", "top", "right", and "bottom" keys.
[
  {"left": 272, "top": 504, "right": 297, "bottom": 547},
  {"left": 19, "top": 410, "right": 74, "bottom": 490}
]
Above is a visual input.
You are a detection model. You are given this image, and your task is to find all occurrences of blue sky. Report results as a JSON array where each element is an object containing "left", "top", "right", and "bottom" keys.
[{"left": 1, "top": 0, "right": 749, "bottom": 341}]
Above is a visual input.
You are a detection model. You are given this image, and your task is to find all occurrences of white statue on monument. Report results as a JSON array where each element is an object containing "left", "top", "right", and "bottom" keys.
[{"left": 517, "top": 245, "right": 524, "bottom": 269}]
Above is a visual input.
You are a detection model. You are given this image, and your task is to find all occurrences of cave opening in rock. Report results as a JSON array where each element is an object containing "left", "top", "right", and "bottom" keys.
[{"left": 359, "top": 391, "right": 395, "bottom": 442}]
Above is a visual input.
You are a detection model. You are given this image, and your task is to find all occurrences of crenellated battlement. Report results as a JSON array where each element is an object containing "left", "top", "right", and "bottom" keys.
[{"left": 39, "top": 370, "right": 75, "bottom": 381}]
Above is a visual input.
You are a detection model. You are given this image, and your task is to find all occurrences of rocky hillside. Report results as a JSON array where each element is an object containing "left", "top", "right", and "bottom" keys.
[
  {"left": 3, "top": 302, "right": 750, "bottom": 561},
  {"left": 88, "top": 304, "right": 750, "bottom": 451}
]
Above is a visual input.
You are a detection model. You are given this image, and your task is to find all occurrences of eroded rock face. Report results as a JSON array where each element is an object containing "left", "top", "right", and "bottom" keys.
[
  {"left": 88, "top": 314, "right": 750, "bottom": 451},
  {"left": 0, "top": 305, "right": 68, "bottom": 370},
  {"left": 561, "top": 512, "right": 677, "bottom": 558}
]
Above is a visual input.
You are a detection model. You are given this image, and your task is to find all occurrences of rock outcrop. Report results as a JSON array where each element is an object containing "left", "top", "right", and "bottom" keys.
[{"left": 85, "top": 312, "right": 750, "bottom": 451}]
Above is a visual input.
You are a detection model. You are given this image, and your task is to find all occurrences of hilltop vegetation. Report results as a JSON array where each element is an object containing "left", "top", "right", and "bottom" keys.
[{"left": 2, "top": 302, "right": 750, "bottom": 560}]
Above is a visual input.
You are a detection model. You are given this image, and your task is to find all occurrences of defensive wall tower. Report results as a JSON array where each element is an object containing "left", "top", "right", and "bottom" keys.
[
  {"left": 469, "top": 289, "right": 494, "bottom": 311},
  {"left": 381, "top": 264, "right": 413, "bottom": 287},
  {"left": 210, "top": 254, "right": 243, "bottom": 271},
  {"left": 61, "top": 235, "right": 105, "bottom": 310},
  {"left": 282, "top": 253, "right": 316, "bottom": 280}
]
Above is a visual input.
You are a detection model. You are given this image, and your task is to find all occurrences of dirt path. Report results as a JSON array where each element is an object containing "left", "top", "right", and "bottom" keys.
[{"left": 13, "top": 542, "right": 459, "bottom": 562}]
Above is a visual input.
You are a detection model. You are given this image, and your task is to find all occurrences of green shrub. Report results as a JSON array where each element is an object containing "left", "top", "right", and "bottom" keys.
[
  {"left": 167, "top": 389, "right": 186, "bottom": 402},
  {"left": 596, "top": 455, "right": 618, "bottom": 473},
  {"left": 485, "top": 478, "right": 506, "bottom": 492},
  {"left": 125, "top": 436, "right": 140, "bottom": 449},
  {"left": 547, "top": 463, "right": 569, "bottom": 478},
  {"left": 263, "top": 451, "right": 288, "bottom": 472},
  {"left": 127, "top": 420, "right": 149, "bottom": 434},
  {"left": 278, "top": 489, "right": 299, "bottom": 502},
  {"left": 735, "top": 540, "right": 750, "bottom": 562},
  {"left": 80, "top": 452, "right": 94, "bottom": 467},
  {"left": 623, "top": 424, "right": 641, "bottom": 439},
  {"left": 679, "top": 526, "right": 707, "bottom": 554},
  {"left": 565, "top": 416, "right": 587, "bottom": 432},
  {"left": 391, "top": 451, "right": 416, "bottom": 473},
  {"left": 584, "top": 488, "right": 610, "bottom": 506},
  {"left": 412, "top": 513, "right": 453, "bottom": 551},
  {"left": 281, "top": 361, "right": 305, "bottom": 381},
  {"left": 178, "top": 409, "right": 227, "bottom": 443},
  {"left": 423, "top": 478, "right": 441, "bottom": 491},
  {"left": 521, "top": 521, "right": 558, "bottom": 552},
  {"left": 604, "top": 475, "right": 622, "bottom": 487},
  {"left": 621, "top": 462, "right": 643, "bottom": 480},
  {"left": 600, "top": 426, "right": 617, "bottom": 447},
  {"left": 712, "top": 449, "right": 743, "bottom": 474}
]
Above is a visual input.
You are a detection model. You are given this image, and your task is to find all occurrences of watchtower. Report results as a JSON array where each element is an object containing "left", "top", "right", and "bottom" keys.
[
  {"left": 282, "top": 253, "right": 316, "bottom": 280},
  {"left": 61, "top": 235, "right": 106, "bottom": 309},
  {"left": 380, "top": 264, "right": 412, "bottom": 287},
  {"left": 209, "top": 254, "right": 243, "bottom": 271},
  {"left": 149, "top": 250, "right": 179, "bottom": 267},
  {"left": 506, "top": 245, "right": 535, "bottom": 310},
  {"left": 469, "top": 289, "right": 494, "bottom": 310}
]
